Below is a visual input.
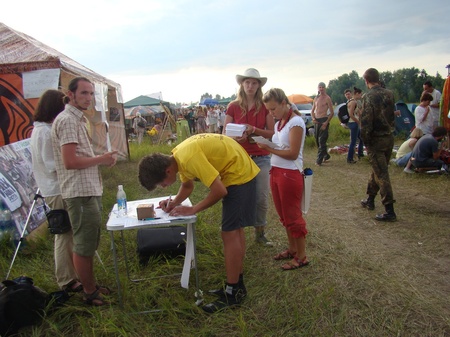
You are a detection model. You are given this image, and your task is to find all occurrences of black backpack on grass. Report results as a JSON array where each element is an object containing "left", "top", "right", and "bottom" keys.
[{"left": 0, "top": 276, "right": 49, "bottom": 337}]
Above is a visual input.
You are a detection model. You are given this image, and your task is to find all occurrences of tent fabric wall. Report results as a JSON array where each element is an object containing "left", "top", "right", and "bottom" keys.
[
  {"left": 0, "top": 22, "right": 129, "bottom": 160},
  {"left": 0, "top": 73, "right": 37, "bottom": 145},
  {"left": 394, "top": 101, "right": 415, "bottom": 137}
]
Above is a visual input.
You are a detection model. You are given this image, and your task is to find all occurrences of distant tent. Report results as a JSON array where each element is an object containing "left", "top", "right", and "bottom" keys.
[
  {"left": 406, "top": 103, "right": 417, "bottom": 115},
  {"left": 394, "top": 101, "right": 415, "bottom": 137},
  {"left": 124, "top": 95, "right": 171, "bottom": 108},
  {"left": 124, "top": 105, "right": 164, "bottom": 119},
  {"left": 287, "top": 94, "right": 313, "bottom": 104},
  {"left": 218, "top": 98, "right": 233, "bottom": 106},
  {"left": 200, "top": 98, "right": 218, "bottom": 106}
]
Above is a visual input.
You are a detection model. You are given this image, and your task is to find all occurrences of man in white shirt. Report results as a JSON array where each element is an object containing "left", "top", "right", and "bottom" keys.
[{"left": 423, "top": 81, "right": 441, "bottom": 129}]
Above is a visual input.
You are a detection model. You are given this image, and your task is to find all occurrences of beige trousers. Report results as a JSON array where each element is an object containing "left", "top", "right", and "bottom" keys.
[{"left": 45, "top": 195, "right": 79, "bottom": 289}]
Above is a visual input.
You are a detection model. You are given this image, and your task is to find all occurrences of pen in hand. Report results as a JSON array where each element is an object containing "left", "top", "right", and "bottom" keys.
[{"left": 166, "top": 195, "right": 172, "bottom": 212}]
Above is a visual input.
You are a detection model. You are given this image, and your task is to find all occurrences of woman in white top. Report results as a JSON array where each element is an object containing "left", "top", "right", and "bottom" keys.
[
  {"left": 257, "top": 88, "right": 309, "bottom": 270},
  {"left": 30, "top": 89, "right": 81, "bottom": 292},
  {"left": 415, "top": 92, "right": 434, "bottom": 135}
]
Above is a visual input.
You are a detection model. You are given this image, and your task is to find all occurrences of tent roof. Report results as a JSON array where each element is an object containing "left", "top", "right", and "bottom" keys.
[
  {"left": 0, "top": 22, "right": 121, "bottom": 90},
  {"left": 124, "top": 95, "right": 169, "bottom": 108}
]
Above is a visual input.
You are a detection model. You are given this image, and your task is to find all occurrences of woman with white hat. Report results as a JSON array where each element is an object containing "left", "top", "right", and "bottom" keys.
[{"left": 223, "top": 68, "right": 275, "bottom": 246}]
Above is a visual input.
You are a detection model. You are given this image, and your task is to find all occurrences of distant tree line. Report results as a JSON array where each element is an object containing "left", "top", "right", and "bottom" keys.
[
  {"left": 327, "top": 68, "right": 446, "bottom": 105},
  {"left": 179, "top": 67, "right": 445, "bottom": 106},
  {"left": 198, "top": 93, "right": 236, "bottom": 104}
]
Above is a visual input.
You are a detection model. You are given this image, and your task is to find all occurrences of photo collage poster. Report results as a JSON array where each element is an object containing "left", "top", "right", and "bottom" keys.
[{"left": 0, "top": 138, "right": 46, "bottom": 239}]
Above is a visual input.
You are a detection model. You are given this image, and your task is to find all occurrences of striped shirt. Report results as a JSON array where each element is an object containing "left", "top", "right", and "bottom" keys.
[{"left": 52, "top": 104, "right": 103, "bottom": 198}]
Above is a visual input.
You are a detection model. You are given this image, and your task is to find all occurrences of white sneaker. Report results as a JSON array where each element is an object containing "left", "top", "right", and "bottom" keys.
[{"left": 403, "top": 168, "right": 415, "bottom": 174}]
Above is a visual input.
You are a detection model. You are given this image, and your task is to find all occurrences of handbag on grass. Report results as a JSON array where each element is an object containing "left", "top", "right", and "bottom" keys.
[{"left": 37, "top": 195, "right": 72, "bottom": 235}]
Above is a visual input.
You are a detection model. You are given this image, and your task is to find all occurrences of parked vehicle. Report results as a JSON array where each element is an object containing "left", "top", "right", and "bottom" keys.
[{"left": 296, "top": 103, "right": 314, "bottom": 135}]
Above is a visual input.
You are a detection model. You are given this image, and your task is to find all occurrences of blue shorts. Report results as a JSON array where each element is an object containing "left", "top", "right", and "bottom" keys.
[{"left": 221, "top": 178, "right": 256, "bottom": 232}]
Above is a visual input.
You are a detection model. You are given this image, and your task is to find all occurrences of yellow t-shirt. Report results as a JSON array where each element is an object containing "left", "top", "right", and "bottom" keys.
[{"left": 172, "top": 134, "right": 260, "bottom": 187}]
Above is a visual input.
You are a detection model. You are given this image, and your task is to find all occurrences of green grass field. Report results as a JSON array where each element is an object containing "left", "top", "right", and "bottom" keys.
[{"left": 1, "top": 118, "right": 449, "bottom": 337}]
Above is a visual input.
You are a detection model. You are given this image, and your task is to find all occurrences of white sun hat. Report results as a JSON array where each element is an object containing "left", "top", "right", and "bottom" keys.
[{"left": 236, "top": 68, "right": 267, "bottom": 87}]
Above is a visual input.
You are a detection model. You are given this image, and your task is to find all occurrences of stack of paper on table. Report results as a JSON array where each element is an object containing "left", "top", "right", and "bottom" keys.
[{"left": 225, "top": 123, "right": 247, "bottom": 137}]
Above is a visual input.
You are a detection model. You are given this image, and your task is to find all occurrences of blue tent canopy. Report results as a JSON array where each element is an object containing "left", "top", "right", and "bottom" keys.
[{"left": 200, "top": 98, "right": 218, "bottom": 106}]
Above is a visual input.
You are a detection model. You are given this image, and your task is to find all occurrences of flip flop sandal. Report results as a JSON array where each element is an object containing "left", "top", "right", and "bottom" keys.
[
  {"left": 273, "top": 249, "right": 296, "bottom": 261},
  {"left": 63, "top": 280, "right": 83, "bottom": 293},
  {"left": 83, "top": 289, "right": 108, "bottom": 306},
  {"left": 281, "top": 257, "right": 310, "bottom": 271}
]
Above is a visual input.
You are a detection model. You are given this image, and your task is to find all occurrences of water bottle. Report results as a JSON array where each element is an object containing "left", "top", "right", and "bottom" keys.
[{"left": 116, "top": 185, "right": 127, "bottom": 217}]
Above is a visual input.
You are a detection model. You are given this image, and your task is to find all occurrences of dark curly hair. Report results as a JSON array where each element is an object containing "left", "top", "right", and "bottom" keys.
[{"left": 138, "top": 153, "right": 172, "bottom": 191}]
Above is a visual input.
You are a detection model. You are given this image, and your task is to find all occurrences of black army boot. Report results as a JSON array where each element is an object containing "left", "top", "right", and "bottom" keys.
[
  {"left": 361, "top": 195, "right": 375, "bottom": 210},
  {"left": 375, "top": 203, "right": 397, "bottom": 222}
]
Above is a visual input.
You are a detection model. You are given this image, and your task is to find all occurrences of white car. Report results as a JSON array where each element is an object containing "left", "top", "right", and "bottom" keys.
[{"left": 295, "top": 103, "right": 314, "bottom": 135}]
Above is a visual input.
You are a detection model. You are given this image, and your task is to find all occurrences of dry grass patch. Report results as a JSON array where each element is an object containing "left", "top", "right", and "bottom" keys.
[{"left": 1, "top": 133, "right": 449, "bottom": 337}]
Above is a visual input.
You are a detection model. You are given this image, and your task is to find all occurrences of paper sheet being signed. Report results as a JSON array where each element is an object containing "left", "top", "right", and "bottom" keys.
[{"left": 251, "top": 136, "right": 281, "bottom": 149}]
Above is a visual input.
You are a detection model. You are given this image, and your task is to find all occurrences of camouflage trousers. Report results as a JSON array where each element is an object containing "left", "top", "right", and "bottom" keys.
[{"left": 365, "top": 135, "right": 395, "bottom": 205}]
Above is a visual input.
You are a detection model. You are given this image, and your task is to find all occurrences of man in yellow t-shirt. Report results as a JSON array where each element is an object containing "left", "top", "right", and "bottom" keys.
[{"left": 138, "top": 134, "right": 260, "bottom": 313}]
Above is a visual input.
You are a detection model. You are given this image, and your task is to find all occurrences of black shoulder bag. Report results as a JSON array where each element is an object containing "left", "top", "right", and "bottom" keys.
[{"left": 37, "top": 195, "right": 72, "bottom": 235}]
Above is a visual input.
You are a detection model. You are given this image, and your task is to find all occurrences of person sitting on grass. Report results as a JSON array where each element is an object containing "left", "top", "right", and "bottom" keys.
[
  {"left": 138, "top": 133, "right": 260, "bottom": 313},
  {"left": 391, "top": 127, "right": 423, "bottom": 170},
  {"left": 406, "top": 126, "right": 448, "bottom": 172}
]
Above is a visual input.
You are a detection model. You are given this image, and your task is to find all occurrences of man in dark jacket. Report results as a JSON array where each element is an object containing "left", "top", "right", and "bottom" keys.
[{"left": 359, "top": 68, "right": 397, "bottom": 221}]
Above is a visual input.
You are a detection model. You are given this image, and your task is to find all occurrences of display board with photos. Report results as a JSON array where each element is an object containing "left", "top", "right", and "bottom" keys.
[{"left": 0, "top": 139, "right": 46, "bottom": 240}]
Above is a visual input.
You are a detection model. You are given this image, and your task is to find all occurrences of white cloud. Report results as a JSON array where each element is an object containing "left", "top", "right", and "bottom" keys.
[{"left": 2, "top": 0, "right": 449, "bottom": 104}]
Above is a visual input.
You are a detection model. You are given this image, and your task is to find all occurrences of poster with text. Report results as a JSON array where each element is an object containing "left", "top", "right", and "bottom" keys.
[{"left": 0, "top": 139, "right": 47, "bottom": 238}]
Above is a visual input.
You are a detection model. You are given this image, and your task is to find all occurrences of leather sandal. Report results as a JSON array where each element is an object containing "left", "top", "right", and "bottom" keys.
[
  {"left": 83, "top": 289, "right": 108, "bottom": 306},
  {"left": 63, "top": 279, "right": 83, "bottom": 293},
  {"left": 281, "top": 256, "right": 309, "bottom": 271},
  {"left": 273, "top": 249, "right": 296, "bottom": 261}
]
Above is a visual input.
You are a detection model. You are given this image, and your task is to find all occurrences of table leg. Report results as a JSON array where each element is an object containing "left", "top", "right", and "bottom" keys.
[
  {"left": 191, "top": 222, "right": 203, "bottom": 304},
  {"left": 110, "top": 230, "right": 123, "bottom": 309},
  {"left": 121, "top": 230, "right": 131, "bottom": 280}
]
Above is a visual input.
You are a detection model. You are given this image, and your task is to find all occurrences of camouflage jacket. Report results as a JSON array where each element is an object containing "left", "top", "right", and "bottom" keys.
[{"left": 360, "top": 85, "right": 395, "bottom": 145}]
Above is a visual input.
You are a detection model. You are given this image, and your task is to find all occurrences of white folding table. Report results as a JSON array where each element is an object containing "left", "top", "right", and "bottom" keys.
[{"left": 106, "top": 196, "right": 201, "bottom": 311}]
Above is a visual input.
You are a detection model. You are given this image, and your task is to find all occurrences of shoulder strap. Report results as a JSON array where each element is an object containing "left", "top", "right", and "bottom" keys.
[
  {"left": 293, "top": 160, "right": 303, "bottom": 173},
  {"left": 34, "top": 194, "right": 49, "bottom": 213}
]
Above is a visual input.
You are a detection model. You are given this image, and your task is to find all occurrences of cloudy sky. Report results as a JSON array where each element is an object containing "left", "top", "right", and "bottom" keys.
[{"left": 1, "top": 0, "right": 449, "bottom": 104}]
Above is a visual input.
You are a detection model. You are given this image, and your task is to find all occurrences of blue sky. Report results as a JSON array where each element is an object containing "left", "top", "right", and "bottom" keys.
[{"left": 2, "top": 0, "right": 449, "bottom": 104}]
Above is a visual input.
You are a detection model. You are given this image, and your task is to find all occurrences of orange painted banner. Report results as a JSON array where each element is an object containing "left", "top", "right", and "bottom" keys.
[
  {"left": 441, "top": 76, "right": 450, "bottom": 131},
  {"left": 0, "top": 73, "right": 39, "bottom": 147}
]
